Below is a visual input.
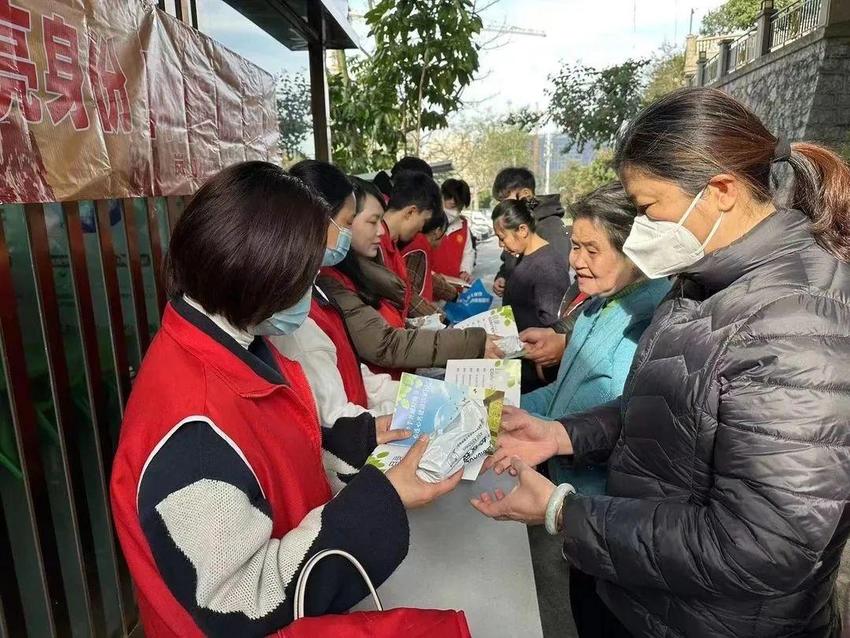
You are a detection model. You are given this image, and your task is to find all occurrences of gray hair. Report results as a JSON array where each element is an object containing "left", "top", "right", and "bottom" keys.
[{"left": 568, "top": 181, "right": 637, "bottom": 253}]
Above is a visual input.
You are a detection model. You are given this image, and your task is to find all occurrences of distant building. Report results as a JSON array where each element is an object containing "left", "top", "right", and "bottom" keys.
[{"left": 530, "top": 133, "right": 597, "bottom": 191}]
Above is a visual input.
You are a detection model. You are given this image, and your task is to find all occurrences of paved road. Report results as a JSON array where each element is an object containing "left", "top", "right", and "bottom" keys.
[{"left": 470, "top": 235, "right": 501, "bottom": 299}]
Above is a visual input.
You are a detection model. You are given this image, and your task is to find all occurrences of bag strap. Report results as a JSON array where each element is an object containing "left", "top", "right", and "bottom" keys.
[{"left": 293, "top": 549, "right": 384, "bottom": 620}]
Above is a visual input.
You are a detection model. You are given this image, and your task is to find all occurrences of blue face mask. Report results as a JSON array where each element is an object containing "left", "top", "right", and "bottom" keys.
[
  {"left": 322, "top": 218, "right": 353, "bottom": 267},
  {"left": 251, "top": 286, "right": 312, "bottom": 336}
]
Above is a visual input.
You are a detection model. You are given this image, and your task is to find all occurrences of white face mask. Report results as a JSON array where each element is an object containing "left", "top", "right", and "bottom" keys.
[
  {"left": 623, "top": 187, "right": 723, "bottom": 279},
  {"left": 445, "top": 207, "right": 460, "bottom": 223}
]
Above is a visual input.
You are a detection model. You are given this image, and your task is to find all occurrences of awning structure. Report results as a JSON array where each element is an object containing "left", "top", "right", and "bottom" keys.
[
  {"left": 220, "top": 0, "right": 361, "bottom": 50},
  {"left": 219, "top": 0, "right": 360, "bottom": 160}
]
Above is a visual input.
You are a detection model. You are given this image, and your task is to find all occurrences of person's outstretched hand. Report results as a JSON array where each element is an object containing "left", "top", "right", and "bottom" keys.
[
  {"left": 484, "top": 406, "right": 562, "bottom": 474},
  {"left": 471, "top": 457, "right": 555, "bottom": 525},
  {"left": 386, "top": 436, "right": 463, "bottom": 509}
]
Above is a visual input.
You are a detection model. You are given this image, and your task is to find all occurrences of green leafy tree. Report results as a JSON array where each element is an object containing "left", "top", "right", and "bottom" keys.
[
  {"left": 510, "top": 46, "right": 683, "bottom": 161},
  {"left": 424, "top": 114, "right": 532, "bottom": 208},
  {"left": 642, "top": 45, "right": 686, "bottom": 106},
  {"left": 546, "top": 58, "right": 650, "bottom": 153},
  {"left": 328, "top": 57, "right": 404, "bottom": 173},
  {"left": 503, "top": 107, "right": 544, "bottom": 132},
  {"left": 552, "top": 150, "right": 617, "bottom": 206},
  {"left": 329, "top": 0, "right": 483, "bottom": 173},
  {"left": 700, "top": 0, "right": 794, "bottom": 35},
  {"left": 276, "top": 73, "right": 312, "bottom": 163}
]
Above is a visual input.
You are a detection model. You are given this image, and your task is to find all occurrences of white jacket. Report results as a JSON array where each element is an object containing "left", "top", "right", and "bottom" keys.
[
  {"left": 447, "top": 215, "right": 475, "bottom": 275},
  {"left": 271, "top": 318, "right": 398, "bottom": 426}
]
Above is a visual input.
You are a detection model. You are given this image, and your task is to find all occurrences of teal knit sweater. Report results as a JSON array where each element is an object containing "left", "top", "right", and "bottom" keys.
[{"left": 520, "top": 277, "right": 671, "bottom": 491}]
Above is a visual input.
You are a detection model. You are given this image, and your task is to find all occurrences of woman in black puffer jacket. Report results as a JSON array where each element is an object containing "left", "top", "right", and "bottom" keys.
[{"left": 473, "top": 88, "right": 850, "bottom": 638}]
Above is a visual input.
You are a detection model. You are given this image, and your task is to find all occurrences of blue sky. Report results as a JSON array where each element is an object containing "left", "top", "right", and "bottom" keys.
[{"left": 196, "top": 0, "right": 727, "bottom": 116}]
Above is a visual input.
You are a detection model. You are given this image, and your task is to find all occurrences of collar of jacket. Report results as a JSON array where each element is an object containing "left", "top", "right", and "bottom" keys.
[
  {"left": 585, "top": 277, "right": 669, "bottom": 317},
  {"left": 531, "top": 194, "right": 565, "bottom": 220},
  {"left": 165, "top": 297, "right": 288, "bottom": 396},
  {"left": 683, "top": 208, "right": 814, "bottom": 295}
]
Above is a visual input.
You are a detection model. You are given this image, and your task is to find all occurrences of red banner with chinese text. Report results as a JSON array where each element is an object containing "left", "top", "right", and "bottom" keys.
[{"left": 0, "top": 0, "right": 279, "bottom": 203}]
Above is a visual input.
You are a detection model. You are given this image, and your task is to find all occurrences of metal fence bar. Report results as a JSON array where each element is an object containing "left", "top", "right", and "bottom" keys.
[
  {"left": 0, "top": 211, "right": 68, "bottom": 637},
  {"left": 705, "top": 54, "right": 720, "bottom": 84},
  {"left": 25, "top": 203, "right": 104, "bottom": 635},
  {"left": 122, "top": 199, "right": 151, "bottom": 352},
  {"left": 145, "top": 198, "right": 168, "bottom": 314},
  {"left": 94, "top": 200, "right": 131, "bottom": 411},
  {"left": 770, "top": 0, "right": 823, "bottom": 50},
  {"left": 0, "top": 511, "right": 26, "bottom": 637},
  {"left": 165, "top": 196, "right": 182, "bottom": 234},
  {"left": 63, "top": 201, "right": 136, "bottom": 634}
]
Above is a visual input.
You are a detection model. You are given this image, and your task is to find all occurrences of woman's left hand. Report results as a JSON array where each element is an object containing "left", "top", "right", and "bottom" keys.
[
  {"left": 376, "top": 414, "right": 410, "bottom": 444},
  {"left": 459, "top": 271, "right": 473, "bottom": 284},
  {"left": 470, "top": 457, "right": 556, "bottom": 525}
]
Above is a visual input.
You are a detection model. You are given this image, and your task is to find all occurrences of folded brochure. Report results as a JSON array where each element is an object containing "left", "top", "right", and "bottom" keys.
[
  {"left": 453, "top": 306, "right": 525, "bottom": 358},
  {"left": 444, "top": 359, "right": 521, "bottom": 408},
  {"left": 367, "top": 373, "right": 504, "bottom": 480}
]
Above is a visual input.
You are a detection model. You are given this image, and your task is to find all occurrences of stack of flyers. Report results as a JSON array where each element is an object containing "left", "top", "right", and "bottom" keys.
[{"left": 366, "top": 373, "right": 504, "bottom": 480}]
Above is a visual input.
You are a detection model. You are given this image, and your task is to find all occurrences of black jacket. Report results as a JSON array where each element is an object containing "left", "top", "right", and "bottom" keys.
[
  {"left": 560, "top": 209, "right": 850, "bottom": 637},
  {"left": 496, "top": 194, "right": 571, "bottom": 281}
]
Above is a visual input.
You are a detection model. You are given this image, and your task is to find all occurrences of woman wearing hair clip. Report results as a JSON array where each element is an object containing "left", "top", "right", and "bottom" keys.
[
  {"left": 474, "top": 88, "right": 850, "bottom": 638},
  {"left": 492, "top": 197, "right": 572, "bottom": 391}
]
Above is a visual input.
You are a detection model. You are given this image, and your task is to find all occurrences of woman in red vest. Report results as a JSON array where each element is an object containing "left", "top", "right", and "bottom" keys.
[
  {"left": 110, "top": 162, "right": 461, "bottom": 638},
  {"left": 320, "top": 178, "right": 501, "bottom": 378},
  {"left": 432, "top": 178, "right": 475, "bottom": 284},
  {"left": 271, "top": 161, "right": 398, "bottom": 428}
]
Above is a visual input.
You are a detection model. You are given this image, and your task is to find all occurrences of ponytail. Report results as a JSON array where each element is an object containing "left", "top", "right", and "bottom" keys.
[
  {"left": 617, "top": 88, "right": 850, "bottom": 264},
  {"left": 787, "top": 143, "right": 850, "bottom": 262}
]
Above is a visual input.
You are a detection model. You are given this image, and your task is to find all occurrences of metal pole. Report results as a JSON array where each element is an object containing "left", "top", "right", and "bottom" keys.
[{"left": 308, "top": 3, "right": 331, "bottom": 161}]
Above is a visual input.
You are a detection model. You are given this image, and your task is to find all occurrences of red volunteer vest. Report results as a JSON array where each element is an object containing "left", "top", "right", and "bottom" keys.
[
  {"left": 110, "top": 304, "right": 332, "bottom": 638},
  {"left": 431, "top": 219, "right": 469, "bottom": 278},
  {"left": 322, "top": 267, "right": 406, "bottom": 380},
  {"left": 400, "top": 233, "right": 434, "bottom": 302},
  {"left": 309, "top": 295, "right": 369, "bottom": 408},
  {"left": 378, "top": 220, "right": 412, "bottom": 318}
]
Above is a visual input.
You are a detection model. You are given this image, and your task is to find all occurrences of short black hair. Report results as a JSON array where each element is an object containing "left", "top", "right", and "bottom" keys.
[
  {"left": 166, "top": 161, "right": 327, "bottom": 330},
  {"left": 289, "top": 159, "right": 353, "bottom": 216},
  {"left": 387, "top": 170, "right": 443, "bottom": 218},
  {"left": 391, "top": 156, "right": 433, "bottom": 178},
  {"left": 441, "top": 178, "right": 471, "bottom": 209},
  {"left": 422, "top": 208, "right": 448, "bottom": 235},
  {"left": 492, "top": 167, "right": 536, "bottom": 200},
  {"left": 569, "top": 181, "right": 637, "bottom": 252},
  {"left": 372, "top": 170, "right": 393, "bottom": 199},
  {"left": 350, "top": 176, "right": 387, "bottom": 214},
  {"left": 492, "top": 198, "right": 536, "bottom": 232}
]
